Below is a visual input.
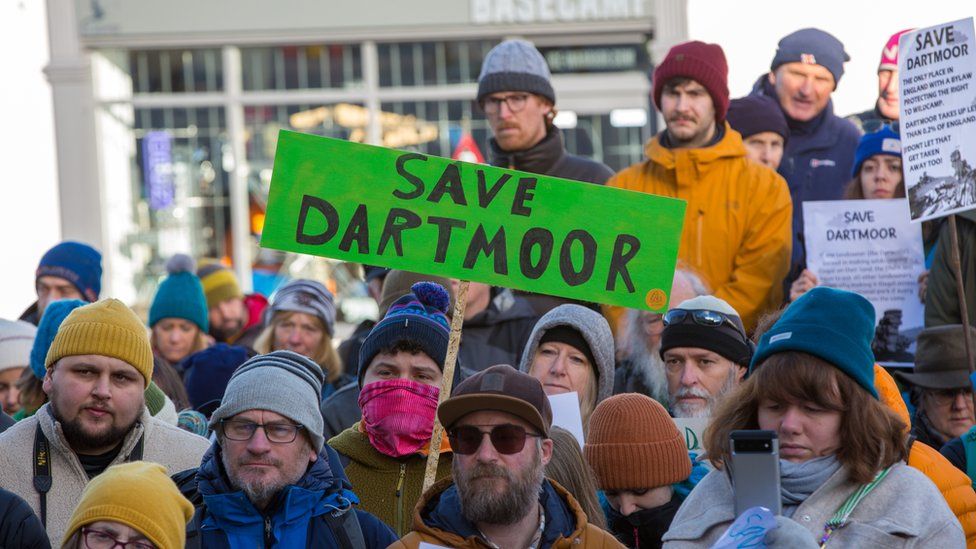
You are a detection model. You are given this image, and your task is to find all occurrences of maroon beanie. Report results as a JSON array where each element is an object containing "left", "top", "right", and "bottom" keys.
[{"left": 653, "top": 41, "right": 730, "bottom": 122}]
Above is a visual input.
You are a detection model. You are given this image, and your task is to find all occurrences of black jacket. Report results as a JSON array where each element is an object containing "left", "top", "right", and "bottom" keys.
[
  {"left": 926, "top": 211, "right": 976, "bottom": 327},
  {"left": 488, "top": 126, "right": 614, "bottom": 186},
  {"left": 0, "top": 488, "right": 50, "bottom": 549}
]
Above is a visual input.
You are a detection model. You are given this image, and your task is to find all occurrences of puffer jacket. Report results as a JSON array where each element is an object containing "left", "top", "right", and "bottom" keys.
[
  {"left": 0, "top": 488, "right": 49, "bottom": 549},
  {"left": 188, "top": 442, "right": 397, "bottom": 548},
  {"left": 875, "top": 365, "right": 976, "bottom": 547},
  {"left": 607, "top": 123, "right": 792, "bottom": 331},
  {"left": 391, "top": 477, "right": 624, "bottom": 548}
]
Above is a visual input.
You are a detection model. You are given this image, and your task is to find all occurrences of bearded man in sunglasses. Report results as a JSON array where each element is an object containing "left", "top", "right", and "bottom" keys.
[
  {"left": 393, "top": 365, "right": 624, "bottom": 549},
  {"left": 659, "top": 296, "right": 753, "bottom": 419}
]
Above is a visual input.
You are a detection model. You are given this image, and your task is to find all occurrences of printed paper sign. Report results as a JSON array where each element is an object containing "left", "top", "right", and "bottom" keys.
[
  {"left": 899, "top": 18, "right": 976, "bottom": 221},
  {"left": 803, "top": 199, "right": 926, "bottom": 367},
  {"left": 673, "top": 417, "right": 713, "bottom": 471},
  {"left": 261, "top": 131, "right": 686, "bottom": 310},
  {"left": 548, "top": 392, "right": 585, "bottom": 448}
]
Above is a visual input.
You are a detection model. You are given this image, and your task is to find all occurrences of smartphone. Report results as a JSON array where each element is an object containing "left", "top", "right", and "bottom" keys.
[{"left": 729, "top": 430, "right": 781, "bottom": 516}]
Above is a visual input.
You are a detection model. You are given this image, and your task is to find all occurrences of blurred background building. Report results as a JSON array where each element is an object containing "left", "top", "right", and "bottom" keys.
[{"left": 41, "top": 0, "right": 688, "bottom": 316}]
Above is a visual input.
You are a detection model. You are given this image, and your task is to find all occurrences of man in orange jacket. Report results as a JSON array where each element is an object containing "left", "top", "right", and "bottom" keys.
[{"left": 608, "top": 41, "right": 792, "bottom": 332}]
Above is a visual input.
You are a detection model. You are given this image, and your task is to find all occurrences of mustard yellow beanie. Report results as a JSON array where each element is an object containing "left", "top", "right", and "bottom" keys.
[
  {"left": 45, "top": 299, "right": 154, "bottom": 388},
  {"left": 62, "top": 461, "right": 193, "bottom": 549}
]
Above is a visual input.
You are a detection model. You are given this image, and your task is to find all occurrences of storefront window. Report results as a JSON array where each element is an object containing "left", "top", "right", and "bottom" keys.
[
  {"left": 378, "top": 40, "right": 497, "bottom": 87},
  {"left": 129, "top": 49, "right": 223, "bottom": 93},
  {"left": 240, "top": 45, "right": 363, "bottom": 90}
]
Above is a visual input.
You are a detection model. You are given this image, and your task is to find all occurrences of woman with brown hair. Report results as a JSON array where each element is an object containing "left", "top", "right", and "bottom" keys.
[
  {"left": 663, "top": 287, "right": 963, "bottom": 547},
  {"left": 254, "top": 279, "right": 351, "bottom": 397},
  {"left": 545, "top": 426, "right": 606, "bottom": 529}
]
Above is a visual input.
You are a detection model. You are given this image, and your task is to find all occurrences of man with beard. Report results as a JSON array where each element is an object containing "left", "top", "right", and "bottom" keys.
[
  {"left": 182, "top": 350, "right": 396, "bottom": 548},
  {"left": 614, "top": 268, "right": 708, "bottom": 403},
  {"left": 659, "top": 296, "right": 753, "bottom": 418},
  {"left": 197, "top": 261, "right": 268, "bottom": 351},
  {"left": 392, "top": 365, "right": 623, "bottom": 549},
  {"left": 609, "top": 41, "right": 791, "bottom": 332},
  {"left": 0, "top": 299, "right": 210, "bottom": 544}
]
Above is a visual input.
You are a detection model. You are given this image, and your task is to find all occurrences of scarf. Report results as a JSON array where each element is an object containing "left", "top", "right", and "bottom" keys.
[{"left": 779, "top": 455, "right": 841, "bottom": 517}]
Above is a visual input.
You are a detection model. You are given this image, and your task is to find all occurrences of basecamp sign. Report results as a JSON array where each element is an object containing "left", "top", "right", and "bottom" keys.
[{"left": 261, "top": 131, "right": 685, "bottom": 310}]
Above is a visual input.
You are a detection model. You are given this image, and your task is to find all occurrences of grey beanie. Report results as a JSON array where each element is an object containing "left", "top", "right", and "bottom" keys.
[
  {"left": 519, "top": 304, "right": 615, "bottom": 404},
  {"left": 477, "top": 39, "right": 555, "bottom": 104},
  {"left": 210, "top": 350, "right": 326, "bottom": 452},
  {"left": 265, "top": 279, "right": 336, "bottom": 336}
]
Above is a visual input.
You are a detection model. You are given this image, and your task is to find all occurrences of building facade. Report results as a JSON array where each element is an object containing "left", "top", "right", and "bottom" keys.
[{"left": 47, "top": 0, "right": 688, "bottom": 307}]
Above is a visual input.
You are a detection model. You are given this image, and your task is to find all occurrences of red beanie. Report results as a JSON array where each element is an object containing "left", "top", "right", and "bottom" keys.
[{"left": 653, "top": 41, "right": 730, "bottom": 122}]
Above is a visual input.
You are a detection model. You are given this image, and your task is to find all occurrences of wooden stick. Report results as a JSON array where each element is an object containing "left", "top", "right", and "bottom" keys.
[
  {"left": 422, "top": 280, "right": 469, "bottom": 494},
  {"left": 947, "top": 215, "right": 976, "bottom": 411}
]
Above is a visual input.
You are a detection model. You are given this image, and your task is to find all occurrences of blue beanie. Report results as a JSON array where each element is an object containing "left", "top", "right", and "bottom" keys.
[
  {"left": 852, "top": 126, "right": 901, "bottom": 176},
  {"left": 183, "top": 343, "right": 252, "bottom": 412},
  {"left": 36, "top": 241, "right": 102, "bottom": 302},
  {"left": 771, "top": 28, "right": 850, "bottom": 86},
  {"left": 750, "top": 287, "right": 878, "bottom": 399},
  {"left": 358, "top": 281, "right": 451, "bottom": 387},
  {"left": 29, "top": 298, "right": 87, "bottom": 379},
  {"left": 148, "top": 254, "right": 209, "bottom": 332}
]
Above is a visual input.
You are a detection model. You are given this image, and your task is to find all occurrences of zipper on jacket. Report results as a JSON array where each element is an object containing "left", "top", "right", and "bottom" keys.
[
  {"left": 395, "top": 462, "right": 407, "bottom": 534},
  {"left": 264, "top": 515, "right": 272, "bottom": 547}
]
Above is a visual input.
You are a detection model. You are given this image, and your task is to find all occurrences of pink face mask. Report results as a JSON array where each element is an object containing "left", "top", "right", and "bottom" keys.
[{"left": 358, "top": 379, "right": 440, "bottom": 458}]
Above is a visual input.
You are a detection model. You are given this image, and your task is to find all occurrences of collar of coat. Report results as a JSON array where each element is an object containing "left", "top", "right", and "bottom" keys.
[{"left": 488, "top": 126, "right": 566, "bottom": 174}]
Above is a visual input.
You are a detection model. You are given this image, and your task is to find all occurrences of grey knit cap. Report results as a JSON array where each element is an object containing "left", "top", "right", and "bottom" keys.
[
  {"left": 519, "top": 304, "right": 615, "bottom": 404},
  {"left": 265, "top": 279, "right": 336, "bottom": 336},
  {"left": 477, "top": 39, "right": 555, "bottom": 104},
  {"left": 209, "top": 350, "right": 326, "bottom": 451}
]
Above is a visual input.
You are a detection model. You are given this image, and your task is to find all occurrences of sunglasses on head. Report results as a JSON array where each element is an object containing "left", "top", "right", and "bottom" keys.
[
  {"left": 448, "top": 424, "right": 544, "bottom": 455},
  {"left": 862, "top": 120, "right": 899, "bottom": 135},
  {"left": 663, "top": 308, "right": 751, "bottom": 344}
]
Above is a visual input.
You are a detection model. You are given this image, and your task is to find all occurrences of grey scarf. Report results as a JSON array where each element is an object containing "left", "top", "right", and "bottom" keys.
[{"left": 780, "top": 455, "right": 841, "bottom": 517}]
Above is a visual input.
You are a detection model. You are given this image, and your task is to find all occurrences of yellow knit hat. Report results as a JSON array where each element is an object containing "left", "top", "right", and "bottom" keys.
[
  {"left": 197, "top": 261, "right": 244, "bottom": 309},
  {"left": 62, "top": 461, "right": 194, "bottom": 549},
  {"left": 45, "top": 299, "right": 154, "bottom": 388}
]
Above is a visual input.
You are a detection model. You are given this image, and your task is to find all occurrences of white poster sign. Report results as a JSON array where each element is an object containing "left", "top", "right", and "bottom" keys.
[
  {"left": 899, "top": 18, "right": 976, "bottom": 222},
  {"left": 803, "top": 199, "right": 926, "bottom": 366},
  {"left": 672, "top": 417, "right": 713, "bottom": 471},
  {"left": 547, "top": 392, "right": 585, "bottom": 448}
]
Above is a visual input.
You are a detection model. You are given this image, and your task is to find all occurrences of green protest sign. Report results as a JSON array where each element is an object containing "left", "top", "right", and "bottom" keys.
[{"left": 261, "top": 131, "right": 686, "bottom": 311}]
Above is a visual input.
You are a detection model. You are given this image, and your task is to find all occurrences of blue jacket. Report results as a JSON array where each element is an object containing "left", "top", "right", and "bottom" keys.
[
  {"left": 750, "top": 75, "right": 861, "bottom": 285},
  {"left": 190, "top": 442, "right": 396, "bottom": 548}
]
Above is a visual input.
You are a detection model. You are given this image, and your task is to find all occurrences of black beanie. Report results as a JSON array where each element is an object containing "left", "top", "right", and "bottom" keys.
[{"left": 540, "top": 325, "right": 597, "bottom": 370}]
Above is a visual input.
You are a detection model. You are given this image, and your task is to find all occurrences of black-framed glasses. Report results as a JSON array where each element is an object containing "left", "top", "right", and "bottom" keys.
[
  {"left": 82, "top": 528, "right": 155, "bottom": 549},
  {"left": 480, "top": 93, "right": 531, "bottom": 114},
  {"left": 861, "top": 120, "right": 900, "bottom": 135},
  {"left": 448, "top": 424, "right": 543, "bottom": 455},
  {"left": 220, "top": 419, "right": 305, "bottom": 443}
]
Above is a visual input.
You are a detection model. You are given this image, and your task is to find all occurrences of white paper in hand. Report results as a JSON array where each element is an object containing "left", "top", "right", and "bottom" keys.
[
  {"left": 548, "top": 392, "right": 585, "bottom": 447},
  {"left": 418, "top": 543, "right": 452, "bottom": 549}
]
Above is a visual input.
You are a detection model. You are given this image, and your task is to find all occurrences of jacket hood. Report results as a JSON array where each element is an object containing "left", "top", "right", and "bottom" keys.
[
  {"left": 412, "top": 477, "right": 587, "bottom": 547},
  {"left": 644, "top": 122, "right": 747, "bottom": 182},
  {"left": 518, "top": 304, "right": 615, "bottom": 404}
]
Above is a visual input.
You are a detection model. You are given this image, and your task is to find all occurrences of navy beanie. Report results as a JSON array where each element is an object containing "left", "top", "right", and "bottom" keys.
[
  {"left": 36, "top": 241, "right": 102, "bottom": 302},
  {"left": 750, "top": 287, "right": 878, "bottom": 399},
  {"left": 771, "top": 28, "right": 850, "bottom": 86},
  {"left": 358, "top": 281, "right": 451, "bottom": 387},
  {"left": 148, "top": 254, "right": 209, "bottom": 332},
  {"left": 727, "top": 96, "right": 790, "bottom": 142},
  {"left": 183, "top": 343, "right": 253, "bottom": 412},
  {"left": 852, "top": 126, "right": 901, "bottom": 176}
]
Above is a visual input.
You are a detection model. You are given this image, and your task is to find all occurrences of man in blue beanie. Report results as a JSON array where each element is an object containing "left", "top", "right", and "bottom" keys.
[
  {"left": 750, "top": 29, "right": 861, "bottom": 299},
  {"left": 19, "top": 241, "right": 102, "bottom": 326}
]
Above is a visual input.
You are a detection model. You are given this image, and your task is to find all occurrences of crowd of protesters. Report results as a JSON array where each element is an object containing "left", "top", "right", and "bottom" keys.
[{"left": 0, "top": 23, "right": 975, "bottom": 549}]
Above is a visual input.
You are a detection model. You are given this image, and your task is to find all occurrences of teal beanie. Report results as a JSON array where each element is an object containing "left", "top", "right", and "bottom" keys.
[
  {"left": 149, "top": 254, "right": 209, "bottom": 332},
  {"left": 750, "top": 287, "right": 878, "bottom": 399}
]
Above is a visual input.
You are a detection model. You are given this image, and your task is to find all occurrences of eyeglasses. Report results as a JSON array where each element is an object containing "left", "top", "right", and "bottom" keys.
[
  {"left": 448, "top": 424, "right": 543, "bottom": 455},
  {"left": 480, "top": 93, "right": 531, "bottom": 114},
  {"left": 861, "top": 120, "right": 900, "bottom": 134},
  {"left": 220, "top": 419, "right": 305, "bottom": 444},
  {"left": 82, "top": 528, "right": 155, "bottom": 549},
  {"left": 927, "top": 387, "right": 974, "bottom": 407}
]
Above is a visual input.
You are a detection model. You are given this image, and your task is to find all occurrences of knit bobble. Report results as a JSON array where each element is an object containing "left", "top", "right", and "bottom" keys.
[
  {"left": 166, "top": 253, "right": 196, "bottom": 275},
  {"left": 411, "top": 281, "right": 450, "bottom": 314}
]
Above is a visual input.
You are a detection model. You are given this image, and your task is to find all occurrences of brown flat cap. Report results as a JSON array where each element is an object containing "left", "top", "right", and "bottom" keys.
[{"left": 438, "top": 364, "right": 552, "bottom": 436}]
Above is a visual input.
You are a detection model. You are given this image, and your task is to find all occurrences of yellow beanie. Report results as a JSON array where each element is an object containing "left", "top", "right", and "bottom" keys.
[
  {"left": 45, "top": 299, "right": 154, "bottom": 388},
  {"left": 63, "top": 462, "right": 193, "bottom": 549},
  {"left": 197, "top": 261, "right": 244, "bottom": 309}
]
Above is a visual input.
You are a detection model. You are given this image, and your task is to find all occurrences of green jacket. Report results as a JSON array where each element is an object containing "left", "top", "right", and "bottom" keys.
[
  {"left": 328, "top": 423, "right": 453, "bottom": 536},
  {"left": 926, "top": 210, "right": 976, "bottom": 327}
]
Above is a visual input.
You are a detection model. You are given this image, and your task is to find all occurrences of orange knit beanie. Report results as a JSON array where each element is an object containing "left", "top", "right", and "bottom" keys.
[{"left": 584, "top": 393, "right": 691, "bottom": 490}]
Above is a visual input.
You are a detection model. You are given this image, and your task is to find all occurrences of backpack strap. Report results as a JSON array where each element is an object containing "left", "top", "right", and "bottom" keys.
[{"left": 323, "top": 506, "right": 366, "bottom": 549}]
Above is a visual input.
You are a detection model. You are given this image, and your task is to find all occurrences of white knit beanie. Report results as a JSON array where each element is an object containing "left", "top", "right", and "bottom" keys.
[{"left": 0, "top": 319, "right": 37, "bottom": 372}]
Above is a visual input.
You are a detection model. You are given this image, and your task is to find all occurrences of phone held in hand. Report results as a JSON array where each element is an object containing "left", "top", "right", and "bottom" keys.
[{"left": 729, "top": 429, "right": 781, "bottom": 516}]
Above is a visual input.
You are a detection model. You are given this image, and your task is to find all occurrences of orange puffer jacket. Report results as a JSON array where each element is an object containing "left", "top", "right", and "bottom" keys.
[{"left": 875, "top": 364, "right": 976, "bottom": 547}]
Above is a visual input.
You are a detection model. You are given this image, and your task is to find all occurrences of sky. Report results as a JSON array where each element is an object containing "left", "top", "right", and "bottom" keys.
[
  {"left": 0, "top": 1, "right": 972, "bottom": 318},
  {"left": 687, "top": 0, "right": 973, "bottom": 116}
]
